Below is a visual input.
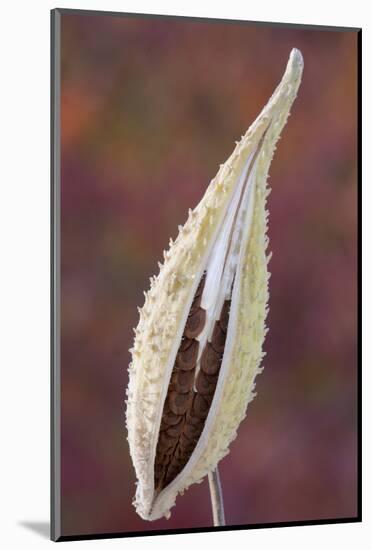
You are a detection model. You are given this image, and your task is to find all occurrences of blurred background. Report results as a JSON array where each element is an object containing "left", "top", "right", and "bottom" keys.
[{"left": 60, "top": 11, "right": 358, "bottom": 537}]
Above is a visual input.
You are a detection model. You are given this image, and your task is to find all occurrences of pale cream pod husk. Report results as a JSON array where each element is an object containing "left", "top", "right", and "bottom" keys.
[{"left": 125, "top": 48, "right": 303, "bottom": 521}]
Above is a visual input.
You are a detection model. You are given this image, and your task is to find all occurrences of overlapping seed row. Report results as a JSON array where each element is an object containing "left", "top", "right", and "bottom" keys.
[{"left": 154, "top": 273, "right": 231, "bottom": 492}]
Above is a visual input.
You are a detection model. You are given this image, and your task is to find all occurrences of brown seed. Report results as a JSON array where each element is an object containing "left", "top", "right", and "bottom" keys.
[
  {"left": 155, "top": 454, "right": 171, "bottom": 478},
  {"left": 166, "top": 417, "right": 185, "bottom": 438},
  {"left": 183, "top": 422, "right": 202, "bottom": 440},
  {"left": 184, "top": 308, "right": 206, "bottom": 339},
  {"left": 186, "top": 403, "right": 204, "bottom": 426},
  {"left": 165, "top": 465, "right": 181, "bottom": 483},
  {"left": 195, "top": 369, "right": 218, "bottom": 395},
  {"left": 161, "top": 404, "right": 183, "bottom": 426},
  {"left": 173, "top": 446, "right": 184, "bottom": 463},
  {"left": 175, "top": 445, "right": 192, "bottom": 463},
  {"left": 156, "top": 452, "right": 171, "bottom": 467},
  {"left": 173, "top": 369, "right": 195, "bottom": 394},
  {"left": 154, "top": 463, "right": 163, "bottom": 475},
  {"left": 211, "top": 321, "right": 226, "bottom": 353},
  {"left": 190, "top": 293, "right": 202, "bottom": 314},
  {"left": 203, "top": 392, "right": 215, "bottom": 406},
  {"left": 219, "top": 300, "right": 231, "bottom": 333},
  {"left": 176, "top": 339, "right": 199, "bottom": 370},
  {"left": 168, "top": 391, "right": 192, "bottom": 415},
  {"left": 179, "top": 431, "right": 197, "bottom": 447},
  {"left": 192, "top": 393, "right": 210, "bottom": 418},
  {"left": 200, "top": 342, "right": 222, "bottom": 375},
  {"left": 179, "top": 337, "right": 193, "bottom": 352},
  {"left": 158, "top": 430, "right": 176, "bottom": 451},
  {"left": 195, "top": 272, "right": 206, "bottom": 297},
  {"left": 168, "top": 369, "right": 178, "bottom": 390}
]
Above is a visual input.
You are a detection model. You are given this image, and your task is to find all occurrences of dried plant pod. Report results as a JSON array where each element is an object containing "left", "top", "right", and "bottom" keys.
[{"left": 125, "top": 49, "right": 303, "bottom": 521}]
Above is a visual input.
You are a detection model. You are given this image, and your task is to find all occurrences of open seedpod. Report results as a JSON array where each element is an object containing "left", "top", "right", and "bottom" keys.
[{"left": 125, "top": 48, "right": 303, "bottom": 521}]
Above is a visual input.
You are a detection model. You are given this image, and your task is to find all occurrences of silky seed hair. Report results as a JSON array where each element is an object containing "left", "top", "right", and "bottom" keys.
[{"left": 125, "top": 49, "right": 304, "bottom": 521}]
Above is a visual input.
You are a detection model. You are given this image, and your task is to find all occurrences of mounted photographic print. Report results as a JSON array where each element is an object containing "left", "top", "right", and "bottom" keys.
[{"left": 51, "top": 8, "right": 361, "bottom": 542}]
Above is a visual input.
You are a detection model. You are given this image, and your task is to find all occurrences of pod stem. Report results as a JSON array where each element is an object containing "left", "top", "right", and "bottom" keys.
[{"left": 208, "top": 466, "right": 226, "bottom": 526}]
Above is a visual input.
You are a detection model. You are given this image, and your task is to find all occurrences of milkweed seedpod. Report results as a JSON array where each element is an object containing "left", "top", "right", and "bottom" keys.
[{"left": 125, "top": 48, "right": 303, "bottom": 521}]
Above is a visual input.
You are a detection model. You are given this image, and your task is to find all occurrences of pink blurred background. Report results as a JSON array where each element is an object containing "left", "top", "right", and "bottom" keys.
[{"left": 59, "top": 11, "right": 358, "bottom": 537}]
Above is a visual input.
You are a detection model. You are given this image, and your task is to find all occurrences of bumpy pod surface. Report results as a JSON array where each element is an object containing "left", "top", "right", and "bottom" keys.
[{"left": 125, "top": 49, "right": 303, "bottom": 521}]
